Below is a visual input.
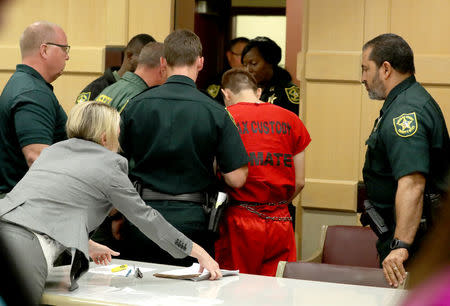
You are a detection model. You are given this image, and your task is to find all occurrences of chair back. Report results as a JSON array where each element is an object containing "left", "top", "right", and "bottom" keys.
[
  {"left": 322, "top": 225, "right": 379, "bottom": 268},
  {"left": 280, "top": 261, "right": 405, "bottom": 288}
]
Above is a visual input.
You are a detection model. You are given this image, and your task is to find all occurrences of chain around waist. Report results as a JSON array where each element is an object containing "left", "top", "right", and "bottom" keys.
[
  {"left": 232, "top": 201, "right": 291, "bottom": 221},
  {"left": 231, "top": 200, "right": 289, "bottom": 206}
]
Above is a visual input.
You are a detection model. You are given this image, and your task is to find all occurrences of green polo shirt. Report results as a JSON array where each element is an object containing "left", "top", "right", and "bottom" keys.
[
  {"left": 363, "top": 75, "right": 450, "bottom": 209},
  {"left": 121, "top": 74, "right": 248, "bottom": 194},
  {"left": 95, "top": 71, "right": 148, "bottom": 113},
  {"left": 0, "top": 64, "right": 67, "bottom": 193},
  {"left": 120, "top": 75, "right": 248, "bottom": 259}
]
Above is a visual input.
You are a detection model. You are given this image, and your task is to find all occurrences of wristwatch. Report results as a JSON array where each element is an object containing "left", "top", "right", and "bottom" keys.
[{"left": 390, "top": 238, "right": 411, "bottom": 252}]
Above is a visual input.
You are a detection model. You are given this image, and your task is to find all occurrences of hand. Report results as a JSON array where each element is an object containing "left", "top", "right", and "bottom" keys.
[
  {"left": 190, "top": 242, "right": 222, "bottom": 280},
  {"left": 382, "top": 248, "right": 408, "bottom": 287},
  {"left": 88, "top": 239, "right": 120, "bottom": 265}
]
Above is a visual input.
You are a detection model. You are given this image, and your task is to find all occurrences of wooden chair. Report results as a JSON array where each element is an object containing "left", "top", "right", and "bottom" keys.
[
  {"left": 304, "top": 225, "right": 379, "bottom": 268},
  {"left": 276, "top": 261, "right": 408, "bottom": 289}
]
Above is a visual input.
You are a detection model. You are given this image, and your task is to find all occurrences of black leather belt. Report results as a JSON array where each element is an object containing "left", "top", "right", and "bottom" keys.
[{"left": 141, "top": 188, "right": 206, "bottom": 204}]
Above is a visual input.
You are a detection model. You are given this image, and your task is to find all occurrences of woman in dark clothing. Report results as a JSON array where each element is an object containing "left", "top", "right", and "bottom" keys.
[{"left": 241, "top": 36, "right": 300, "bottom": 115}]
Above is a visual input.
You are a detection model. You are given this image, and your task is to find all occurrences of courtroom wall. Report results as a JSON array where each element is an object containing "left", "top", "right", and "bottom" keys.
[
  {"left": 299, "top": 0, "right": 450, "bottom": 259},
  {"left": 0, "top": 0, "right": 174, "bottom": 113}
]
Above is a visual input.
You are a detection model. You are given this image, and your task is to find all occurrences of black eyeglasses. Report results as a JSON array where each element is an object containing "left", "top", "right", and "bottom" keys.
[{"left": 45, "top": 42, "right": 70, "bottom": 54}]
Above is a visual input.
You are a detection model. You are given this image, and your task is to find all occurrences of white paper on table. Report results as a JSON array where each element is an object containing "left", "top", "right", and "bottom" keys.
[
  {"left": 154, "top": 263, "right": 239, "bottom": 281},
  {"left": 89, "top": 264, "right": 155, "bottom": 276}
]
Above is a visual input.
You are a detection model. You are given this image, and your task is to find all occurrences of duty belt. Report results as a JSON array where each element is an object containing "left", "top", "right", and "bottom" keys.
[{"left": 141, "top": 188, "right": 206, "bottom": 204}]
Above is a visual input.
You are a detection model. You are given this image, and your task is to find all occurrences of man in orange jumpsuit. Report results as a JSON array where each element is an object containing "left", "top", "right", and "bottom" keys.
[{"left": 215, "top": 69, "right": 311, "bottom": 276}]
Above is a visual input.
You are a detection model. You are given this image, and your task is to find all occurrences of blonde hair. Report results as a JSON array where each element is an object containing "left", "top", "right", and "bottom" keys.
[{"left": 66, "top": 101, "right": 121, "bottom": 151}]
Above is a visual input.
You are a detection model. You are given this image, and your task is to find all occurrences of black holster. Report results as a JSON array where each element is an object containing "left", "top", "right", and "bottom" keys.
[
  {"left": 423, "top": 193, "right": 442, "bottom": 229},
  {"left": 205, "top": 191, "right": 228, "bottom": 234},
  {"left": 360, "top": 200, "right": 391, "bottom": 239}
]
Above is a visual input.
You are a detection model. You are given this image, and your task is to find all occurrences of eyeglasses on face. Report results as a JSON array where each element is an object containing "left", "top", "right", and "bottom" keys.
[{"left": 45, "top": 42, "right": 70, "bottom": 54}]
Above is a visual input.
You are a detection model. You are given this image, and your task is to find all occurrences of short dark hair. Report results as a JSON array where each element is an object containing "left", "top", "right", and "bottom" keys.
[
  {"left": 164, "top": 29, "right": 202, "bottom": 67},
  {"left": 126, "top": 33, "right": 155, "bottom": 53},
  {"left": 241, "top": 36, "right": 281, "bottom": 66},
  {"left": 229, "top": 37, "right": 249, "bottom": 51},
  {"left": 138, "top": 42, "right": 164, "bottom": 68},
  {"left": 222, "top": 68, "right": 258, "bottom": 94},
  {"left": 363, "top": 33, "right": 415, "bottom": 74}
]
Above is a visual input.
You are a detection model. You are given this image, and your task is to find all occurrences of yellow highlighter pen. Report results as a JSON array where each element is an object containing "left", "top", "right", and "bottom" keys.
[{"left": 111, "top": 264, "right": 128, "bottom": 272}]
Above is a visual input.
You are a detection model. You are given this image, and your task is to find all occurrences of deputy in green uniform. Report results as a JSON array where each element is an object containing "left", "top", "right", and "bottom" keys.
[
  {"left": 120, "top": 29, "right": 248, "bottom": 265},
  {"left": 91, "top": 42, "right": 167, "bottom": 254},
  {"left": 205, "top": 37, "right": 249, "bottom": 106},
  {"left": 0, "top": 21, "right": 68, "bottom": 197},
  {"left": 76, "top": 34, "right": 155, "bottom": 103},
  {"left": 95, "top": 42, "right": 166, "bottom": 113},
  {"left": 241, "top": 36, "right": 300, "bottom": 115},
  {"left": 361, "top": 34, "right": 450, "bottom": 288}
]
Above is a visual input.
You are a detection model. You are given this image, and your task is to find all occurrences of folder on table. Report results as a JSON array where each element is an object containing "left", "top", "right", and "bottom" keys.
[{"left": 154, "top": 263, "right": 239, "bottom": 281}]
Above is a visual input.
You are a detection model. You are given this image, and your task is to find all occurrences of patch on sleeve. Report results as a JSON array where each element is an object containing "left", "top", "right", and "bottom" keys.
[
  {"left": 268, "top": 93, "right": 278, "bottom": 104},
  {"left": 285, "top": 85, "right": 300, "bottom": 104},
  {"left": 76, "top": 92, "right": 91, "bottom": 104},
  {"left": 225, "top": 108, "right": 237, "bottom": 127},
  {"left": 207, "top": 84, "right": 220, "bottom": 98},
  {"left": 95, "top": 94, "right": 112, "bottom": 105},
  {"left": 393, "top": 112, "right": 418, "bottom": 137}
]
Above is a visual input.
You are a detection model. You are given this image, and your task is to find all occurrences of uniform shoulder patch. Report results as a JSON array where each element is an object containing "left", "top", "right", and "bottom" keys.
[
  {"left": 95, "top": 94, "right": 112, "bottom": 105},
  {"left": 268, "top": 93, "right": 277, "bottom": 104},
  {"left": 393, "top": 112, "right": 418, "bottom": 137},
  {"left": 285, "top": 85, "right": 300, "bottom": 104},
  {"left": 76, "top": 92, "right": 91, "bottom": 104},
  {"left": 207, "top": 84, "right": 220, "bottom": 98}
]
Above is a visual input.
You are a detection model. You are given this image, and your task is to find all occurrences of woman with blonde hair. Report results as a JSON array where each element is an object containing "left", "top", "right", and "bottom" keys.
[{"left": 0, "top": 102, "right": 221, "bottom": 304}]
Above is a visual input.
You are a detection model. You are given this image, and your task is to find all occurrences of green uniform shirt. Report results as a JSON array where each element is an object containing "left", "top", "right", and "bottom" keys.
[
  {"left": 0, "top": 64, "right": 67, "bottom": 193},
  {"left": 205, "top": 69, "right": 226, "bottom": 106},
  {"left": 363, "top": 75, "right": 450, "bottom": 209},
  {"left": 95, "top": 71, "right": 148, "bottom": 113},
  {"left": 260, "top": 68, "right": 300, "bottom": 115},
  {"left": 121, "top": 75, "right": 248, "bottom": 194},
  {"left": 76, "top": 68, "right": 120, "bottom": 103}
]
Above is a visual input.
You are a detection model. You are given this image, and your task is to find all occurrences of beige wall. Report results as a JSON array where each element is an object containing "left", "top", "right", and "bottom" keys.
[
  {"left": 298, "top": 0, "right": 450, "bottom": 259},
  {"left": 235, "top": 15, "right": 287, "bottom": 65},
  {"left": 0, "top": 0, "right": 174, "bottom": 113}
]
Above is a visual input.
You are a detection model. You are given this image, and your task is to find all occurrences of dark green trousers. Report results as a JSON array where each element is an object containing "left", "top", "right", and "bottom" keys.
[{"left": 120, "top": 200, "right": 214, "bottom": 266}]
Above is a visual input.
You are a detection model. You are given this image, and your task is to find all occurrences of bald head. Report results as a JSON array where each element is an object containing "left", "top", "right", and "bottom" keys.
[{"left": 19, "top": 21, "right": 61, "bottom": 59}]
